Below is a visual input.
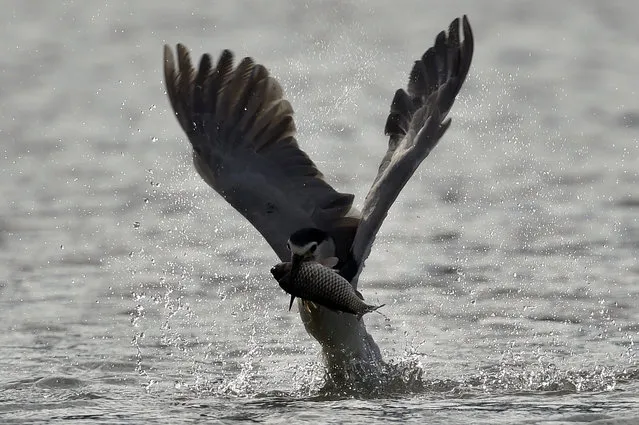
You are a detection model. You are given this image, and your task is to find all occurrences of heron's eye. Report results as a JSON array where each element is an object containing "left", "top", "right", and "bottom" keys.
[{"left": 309, "top": 243, "right": 318, "bottom": 253}]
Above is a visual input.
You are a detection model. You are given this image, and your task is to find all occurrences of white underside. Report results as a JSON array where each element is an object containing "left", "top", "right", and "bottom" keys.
[{"left": 297, "top": 298, "right": 382, "bottom": 377}]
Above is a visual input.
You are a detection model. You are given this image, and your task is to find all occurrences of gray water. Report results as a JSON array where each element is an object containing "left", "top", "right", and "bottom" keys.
[{"left": 1, "top": 0, "right": 638, "bottom": 423}]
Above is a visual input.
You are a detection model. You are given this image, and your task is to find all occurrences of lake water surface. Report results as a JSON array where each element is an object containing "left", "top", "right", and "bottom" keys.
[{"left": 1, "top": 1, "right": 638, "bottom": 423}]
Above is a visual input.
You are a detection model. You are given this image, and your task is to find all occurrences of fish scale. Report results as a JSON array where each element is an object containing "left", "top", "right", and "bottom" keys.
[{"left": 271, "top": 261, "right": 384, "bottom": 318}]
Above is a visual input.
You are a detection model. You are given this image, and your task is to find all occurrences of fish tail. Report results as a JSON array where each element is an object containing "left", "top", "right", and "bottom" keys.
[
  {"left": 370, "top": 303, "right": 385, "bottom": 313},
  {"left": 357, "top": 303, "right": 386, "bottom": 320}
]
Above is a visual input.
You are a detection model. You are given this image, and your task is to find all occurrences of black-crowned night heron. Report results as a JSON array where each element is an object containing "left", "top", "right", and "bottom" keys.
[{"left": 163, "top": 15, "right": 474, "bottom": 376}]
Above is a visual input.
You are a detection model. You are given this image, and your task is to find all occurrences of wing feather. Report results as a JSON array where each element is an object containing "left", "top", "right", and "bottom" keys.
[
  {"left": 340, "top": 16, "right": 474, "bottom": 285},
  {"left": 163, "top": 45, "right": 355, "bottom": 261}
]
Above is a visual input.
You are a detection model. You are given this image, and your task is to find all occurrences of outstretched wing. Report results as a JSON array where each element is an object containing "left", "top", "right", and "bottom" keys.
[
  {"left": 163, "top": 45, "right": 355, "bottom": 262},
  {"left": 340, "top": 16, "right": 474, "bottom": 285}
]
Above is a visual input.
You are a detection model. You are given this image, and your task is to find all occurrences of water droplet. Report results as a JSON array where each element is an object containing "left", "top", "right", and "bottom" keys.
[{"left": 133, "top": 221, "right": 141, "bottom": 229}]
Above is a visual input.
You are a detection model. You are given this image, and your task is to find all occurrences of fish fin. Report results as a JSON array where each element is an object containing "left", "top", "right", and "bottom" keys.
[
  {"left": 304, "top": 300, "right": 318, "bottom": 313},
  {"left": 321, "top": 257, "right": 339, "bottom": 268},
  {"left": 355, "top": 289, "right": 364, "bottom": 300},
  {"left": 288, "top": 295, "right": 296, "bottom": 311},
  {"left": 302, "top": 301, "right": 323, "bottom": 313}
]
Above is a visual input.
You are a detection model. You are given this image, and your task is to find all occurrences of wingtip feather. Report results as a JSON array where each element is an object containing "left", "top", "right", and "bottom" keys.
[{"left": 351, "top": 16, "right": 474, "bottom": 285}]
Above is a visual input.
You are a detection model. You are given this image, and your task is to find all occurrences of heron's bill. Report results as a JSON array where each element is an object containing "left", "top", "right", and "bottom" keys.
[{"left": 291, "top": 253, "right": 304, "bottom": 275}]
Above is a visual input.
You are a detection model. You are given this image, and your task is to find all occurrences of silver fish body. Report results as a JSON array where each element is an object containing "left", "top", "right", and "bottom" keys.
[{"left": 271, "top": 261, "right": 384, "bottom": 318}]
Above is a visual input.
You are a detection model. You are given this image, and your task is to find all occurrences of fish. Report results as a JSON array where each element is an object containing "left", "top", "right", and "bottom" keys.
[{"left": 270, "top": 261, "right": 384, "bottom": 318}]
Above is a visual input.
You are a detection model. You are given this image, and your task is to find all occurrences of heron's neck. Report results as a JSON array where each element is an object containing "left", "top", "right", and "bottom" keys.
[{"left": 297, "top": 301, "right": 383, "bottom": 376}]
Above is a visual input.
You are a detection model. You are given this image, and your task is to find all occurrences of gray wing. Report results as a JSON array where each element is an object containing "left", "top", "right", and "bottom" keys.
[
  {"left": 163, "top": 45, "right": 355, "bottom": 262},
  {"left": 340, "top": 16, "right": 474, "bottom": 285}
]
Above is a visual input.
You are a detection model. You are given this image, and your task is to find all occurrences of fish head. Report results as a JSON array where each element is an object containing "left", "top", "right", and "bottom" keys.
[
  {"left": 270, "top": 262, "right": 291, "bottom": 281},
  {"left": 271, "top": 262, "right": 297, "bottom": 310}
]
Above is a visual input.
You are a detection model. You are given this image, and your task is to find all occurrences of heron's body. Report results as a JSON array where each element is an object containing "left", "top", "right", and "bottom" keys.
[{"left": 163, "top": 16, "right": 474, "bottom": 376}]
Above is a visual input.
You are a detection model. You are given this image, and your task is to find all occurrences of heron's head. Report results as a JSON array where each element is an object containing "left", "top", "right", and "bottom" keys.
[{"left": 287, "top": 227, "right": 335, "bottom": 270}]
